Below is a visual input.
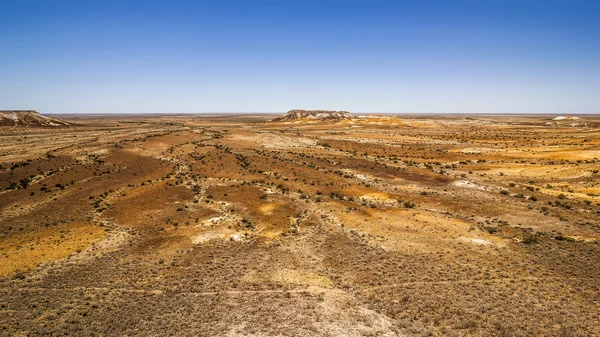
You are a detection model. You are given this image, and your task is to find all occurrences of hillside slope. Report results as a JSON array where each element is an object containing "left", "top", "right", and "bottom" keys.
[
  {"left": 272, "top": 110, "right": 353, "bottom": 122},
  {"left": 0, "top": 110, "right": 70, "bottom": 127}
]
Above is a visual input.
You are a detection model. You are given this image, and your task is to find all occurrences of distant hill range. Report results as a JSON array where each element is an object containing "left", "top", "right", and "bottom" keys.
[
  {"left": 272, "top": 110, "right": 353, "bottom": 122},
  {"left": 0, "top": 110, "right": 70, "bottom": 127}
]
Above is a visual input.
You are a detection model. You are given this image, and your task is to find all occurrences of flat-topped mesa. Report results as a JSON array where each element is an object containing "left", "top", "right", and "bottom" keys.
[
  {"left": 0, "top": 110, "right": 70, "bottom": 127},
  {"left": 272, "top": 110, "right": 353, "bottom": 122}
]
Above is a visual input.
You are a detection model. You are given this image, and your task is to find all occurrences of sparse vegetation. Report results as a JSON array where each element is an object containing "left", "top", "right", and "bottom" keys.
[{"left": 0, "top": 114, "right": 599, "bottom": 336}]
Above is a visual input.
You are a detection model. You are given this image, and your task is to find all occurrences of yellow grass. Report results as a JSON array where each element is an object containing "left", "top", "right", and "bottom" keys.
[{"left": 0, "top": 223, "right": 106, "bottom": 277}]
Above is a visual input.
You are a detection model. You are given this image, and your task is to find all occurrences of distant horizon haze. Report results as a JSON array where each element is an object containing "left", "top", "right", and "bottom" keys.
[{"left": 1, "top": 0, "right": 599, "bottom": 114}]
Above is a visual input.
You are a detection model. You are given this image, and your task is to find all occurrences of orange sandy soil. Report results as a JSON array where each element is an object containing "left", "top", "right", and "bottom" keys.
[{"left": 0, "top": 114, "right": 599, "bottom": 336}]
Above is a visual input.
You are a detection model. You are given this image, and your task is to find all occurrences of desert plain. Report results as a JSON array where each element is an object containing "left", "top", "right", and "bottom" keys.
[{"left": 1, "top": 113, "right": 599, "bottom": 336}]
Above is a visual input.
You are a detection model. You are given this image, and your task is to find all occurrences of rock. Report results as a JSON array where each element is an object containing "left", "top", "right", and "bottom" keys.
[
  {"left": 0, "top": 110, "right": 70, "bottom": 127},
  {"left": 552, "top": 115, "right": 581, "bottom": 121},
  {"left": 271, "top": 110, "right": 353, "bottom": 122}
]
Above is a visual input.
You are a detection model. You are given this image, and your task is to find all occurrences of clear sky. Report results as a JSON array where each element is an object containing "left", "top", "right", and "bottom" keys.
[{"left": 1, "top": 0, "right": 599, "bottom": 114}]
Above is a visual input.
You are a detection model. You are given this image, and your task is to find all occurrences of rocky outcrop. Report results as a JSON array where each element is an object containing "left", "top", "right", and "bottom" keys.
[
  {"left": 552, "top": 116, "right": 581, "bottom": 121},
  {"left": 272, "top": 110, "right": 353, "bottom": 122},
  {"left": 0, "top": 110, "right": 70, "bottom": 127}
]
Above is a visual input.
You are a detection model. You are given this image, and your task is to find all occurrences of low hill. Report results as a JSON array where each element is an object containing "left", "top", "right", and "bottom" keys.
[
  {"left": 272, "top": 110, "right": 353, "bottom": 122},
  {"left": 0, "top": 110, "right": 70, "bottom": 127}
]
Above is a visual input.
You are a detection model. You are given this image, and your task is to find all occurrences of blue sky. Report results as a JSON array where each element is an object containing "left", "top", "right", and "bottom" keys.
[{"left": 1, "top": 0, "right": 599, "bottom": 113}]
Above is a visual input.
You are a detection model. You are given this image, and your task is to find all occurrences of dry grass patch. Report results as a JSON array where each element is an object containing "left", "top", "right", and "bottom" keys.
[{"left": 0, "top": 222, "right": 105, "bottom": 277}]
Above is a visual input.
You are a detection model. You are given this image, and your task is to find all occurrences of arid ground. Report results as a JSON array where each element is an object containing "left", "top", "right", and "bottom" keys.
[{"left": 1, "top": 114, "right": 599, "bottom": 336}]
